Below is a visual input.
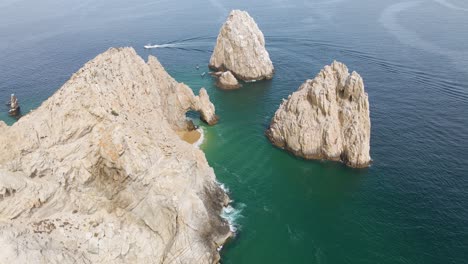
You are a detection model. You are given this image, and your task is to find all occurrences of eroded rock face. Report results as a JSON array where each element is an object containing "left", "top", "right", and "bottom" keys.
[
  {"left": 0, "top": 47, "right": 230, "bottom": 263},
  {"left": 266, "top": 61, "right": 371, "bottom": 168},
  {"left": 216, "top": 71, "right": 241, "bottom": 90},
  {"left": 209, "top": 10, "right": 274, "bottom": 81},
  {"left": 147, "top": 56, "right": 219, "bottom": 128},
  {"left": 198, "top": 88, "right": 219, "bottom": 124}
]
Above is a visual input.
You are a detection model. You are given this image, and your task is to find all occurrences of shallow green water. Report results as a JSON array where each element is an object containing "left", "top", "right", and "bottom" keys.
[{"left": 1, "top": 0, "right": 468, "bottom": 263}]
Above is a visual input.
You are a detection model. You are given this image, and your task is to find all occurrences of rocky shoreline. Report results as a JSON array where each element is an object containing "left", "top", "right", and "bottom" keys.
[
  {"left": 0, "top": 7, "right": 374, "bottom": 264},
  {"left": 0, "top": 47, "right": 231, "bottom": 263}
]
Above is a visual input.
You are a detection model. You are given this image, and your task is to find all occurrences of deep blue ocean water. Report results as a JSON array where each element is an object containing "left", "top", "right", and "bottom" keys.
[{"left": 1, "top": 0, "right": 467, "bottom": 263}]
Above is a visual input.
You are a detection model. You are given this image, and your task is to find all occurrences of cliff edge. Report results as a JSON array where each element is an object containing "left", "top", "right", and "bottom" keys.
[{"left": 0, "top": 47, "right": 230, "bottom": 263}]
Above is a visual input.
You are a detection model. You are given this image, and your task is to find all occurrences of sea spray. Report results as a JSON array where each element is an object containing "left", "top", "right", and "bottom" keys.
[
  {"left": 144, "top": 43, "right": 178, "bottom": 49},
  {"left": 217, "top": 182, "right": 230, "bottom": 194},
  {"left": 216, "top": 181, "right": 246, "bottom": 234},
  {"left": 221, "top": 202, "right": 246, "bottom": 233}
]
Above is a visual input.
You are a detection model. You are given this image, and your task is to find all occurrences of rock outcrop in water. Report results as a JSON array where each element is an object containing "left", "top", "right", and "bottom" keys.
[
  {"left": 216, "top": 71, "right": 241, "bottom": 89},
  {"left": 0, "top": 47, "right": 231, "bottom": 263},
  {"left": 266, "top": 61, "right": 371, "bottom": 168},
  {"left": 8, "top": 93, "right": 20, "bottom": 116},
  {"left": 209, "top": 10, "right": 274, "bottom": 81}
]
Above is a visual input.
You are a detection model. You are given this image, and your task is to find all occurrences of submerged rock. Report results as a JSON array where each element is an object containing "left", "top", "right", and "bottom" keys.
[
  {"left": 216, "top": 71, "right": 241, "bottom": 90},
  {"left": 0, "top": 47, "right": 231, "bottom": 263},
  {"left": 266, "top": 61, "right": 371, "bottom": 168},
  {"left": 209, "top": 10, "right": 274, "bottom": 81}
]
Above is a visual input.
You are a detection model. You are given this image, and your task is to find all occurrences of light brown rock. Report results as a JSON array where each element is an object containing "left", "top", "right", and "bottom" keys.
[
  {"left": 147, "top": 56, "right": 218, "bottom": 127},
  {"left": 266, "top": 61, "right": 371, "bottom": 168},
  {"left": 198, "top": 88, "right": 219, "bottom": 125},
  {"left": 0, "top": 47, "right": 231, "bottom": 264},
  {"left": 209, "top": 10, "right": 274, "bottom": 81},
  {"left": 216, "top": 71, "right": 241, "bottom": 90},
  {"left": 8, "top": 93, "right": 20, "bottom": 116}
]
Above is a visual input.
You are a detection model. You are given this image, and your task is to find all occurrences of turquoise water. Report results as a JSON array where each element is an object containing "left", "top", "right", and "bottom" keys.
[{"left": 1, "top": 0, "right": 467, "bottom": 263}]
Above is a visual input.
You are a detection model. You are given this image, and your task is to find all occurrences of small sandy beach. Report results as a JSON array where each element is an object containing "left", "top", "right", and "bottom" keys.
[{"left": 177, "top": 129, "right": 201, "bottom": 144}]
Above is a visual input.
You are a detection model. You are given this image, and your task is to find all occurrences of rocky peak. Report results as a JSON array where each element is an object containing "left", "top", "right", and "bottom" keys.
[
  {"left": 266, "top": 61, "right": 371, "bottom": 168},
  {"left": 0, "top": 47, "right": 230, "bottom": 263},
  {"left": 209, "top": 10, "right": 274, "bottom": 81}
]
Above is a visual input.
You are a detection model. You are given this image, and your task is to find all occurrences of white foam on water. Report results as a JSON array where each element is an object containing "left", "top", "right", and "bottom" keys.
[
  {"left": 221, "top": 203, "right": 246, "bottom": 233},
  {"left": 144, "top": 43, "right": 178, "bottom": 49},
  {"left": 217, "top": 182, "right": 230, "bottom": 194},
  {"left": 193, "top": 127, "right": 204, "bottom": 148}
]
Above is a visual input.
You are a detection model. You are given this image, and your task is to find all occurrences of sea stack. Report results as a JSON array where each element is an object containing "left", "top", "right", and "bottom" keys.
[
  {"left": 266, "top": 61, "right": 371, "bottom": 168},
  {"left": 8, "top": 93, "right": 20, "bottom": 116},
  {"left": 0, "top": 48, "right": 231, "bottom": 263},
  {"left": 209, "top": 10, "right": 274, "bottom": 81}
]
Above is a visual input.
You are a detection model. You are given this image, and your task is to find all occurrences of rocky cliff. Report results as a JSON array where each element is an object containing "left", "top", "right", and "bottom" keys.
[
  {"left": 0, "top": 47, "right": 231, "bottom": 263},
  {"left": 266, "top": 61, "right": 371, "bottom": 168},
  {"left": 209, "top": 10, "right": 274, "bottom": 81}
]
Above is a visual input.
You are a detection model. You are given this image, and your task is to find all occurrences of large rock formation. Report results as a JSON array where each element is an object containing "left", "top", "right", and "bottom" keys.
[
  {"left": 266, "top": 61, "right": 371, "bottom": 168},
  {"left": 209, "top": 10, "right": 274, "bottom": 81},
  {"left": 0, "top": 47, "right": 231, "bottom": 263},
  {"left": 147, "top": 56, "right": 218, "bottom": 127}
]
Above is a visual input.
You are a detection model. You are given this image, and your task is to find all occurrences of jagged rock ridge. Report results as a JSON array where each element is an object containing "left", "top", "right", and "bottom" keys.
[
  {"left": 209, "top": 10, "right": 274, "bottom": 81},
  {"left": 0, "top": 47, "right": 230, "bottom": 263},
  {"left": 266, "top": 61, "right": 371, "bottom": 168}
]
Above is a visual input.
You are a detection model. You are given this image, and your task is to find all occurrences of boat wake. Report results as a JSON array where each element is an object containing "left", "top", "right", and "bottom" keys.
[
  {"left": 144, "top": 36, "right": 215, "bottom": 52},
  {"left": 379, "top": 1, "right": 468, "bottom": 101},
  {"left": 216, "top": 182, "right": 245, "bottom": 234},
  {"left": 144, "top": 43, "right": 178, "bottom": 49},
  {"left": 217, "top": 182, "right": 230, "bottom": 194},
  {"left": 193, "top": 127, "right": 204, "bottom": 148}
]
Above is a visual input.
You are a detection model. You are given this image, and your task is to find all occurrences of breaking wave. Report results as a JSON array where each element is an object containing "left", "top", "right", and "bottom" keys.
[
  {"left": 217, "top": 182, "right": 230, "bottom": 194},
  {"left": 193, "top": 127, "right": 204, "bottom": 148},
  {"left": 216, "top": 182, "right": 245, "bottom": 233},
  {"left": 221, "top": 203, "right": 246, "bottom": 233},
  {"left": 433, "top": 0, "right": 468, "bottom": 11}
]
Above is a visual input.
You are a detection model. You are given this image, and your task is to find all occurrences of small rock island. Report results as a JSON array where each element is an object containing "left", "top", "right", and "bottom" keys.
[
  {"left": 7, "top": 93, "right": 20, "bottom": 116},
  {"left": 266, "top": 61, "right": 371, "bottom": 168},
  {"left": 0, "top": 47, "right": 231, "bottom": 263},
  {"left": 209, "top": 10, "right": 274, "bottom": 83},
  {"left": 211, "top": 70, "right": 241, "bottom": 89}
]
